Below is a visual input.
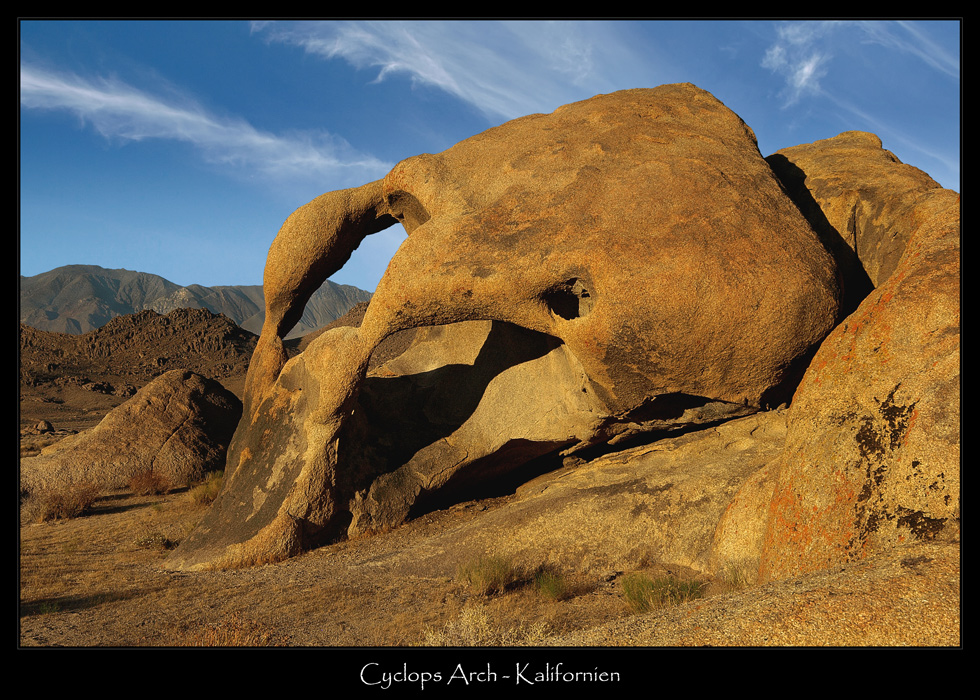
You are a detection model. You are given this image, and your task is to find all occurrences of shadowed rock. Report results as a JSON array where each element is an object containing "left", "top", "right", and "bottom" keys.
[{"left": 165, "top": 84, "right": 841, "bottom": 571}]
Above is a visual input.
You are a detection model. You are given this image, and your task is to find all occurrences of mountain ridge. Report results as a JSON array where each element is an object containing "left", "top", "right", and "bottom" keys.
[{"left": 20, "top": 264, "right": 372, "bottom": 339}]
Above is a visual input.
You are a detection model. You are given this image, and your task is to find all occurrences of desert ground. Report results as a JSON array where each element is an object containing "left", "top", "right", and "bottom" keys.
[
  {"left": 19, "top": 369, "right": 960, "bottom": 654},
  {"left": 18, "top": 309, "right": 960, "bottom": 655}
]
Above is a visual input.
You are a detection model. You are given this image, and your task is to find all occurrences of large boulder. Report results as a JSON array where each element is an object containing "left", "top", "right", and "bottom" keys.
[
  {"left": 713, "top": 132, "right": 959, "bottom": 583},
  {"left": 21, "top": 369, "right": 242, "bottom": 495},
  {"left": 166, "top": 83, "right": 841, "bottom": 571}
]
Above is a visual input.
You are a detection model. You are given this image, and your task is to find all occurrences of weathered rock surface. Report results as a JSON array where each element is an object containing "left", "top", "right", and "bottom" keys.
[
  {"left": 166, "top": 83, "right": 841, "bottom": 571},
  {"left": 351, "top": 410, "right": 788, "bottom": 579},
  {"left": 344, "top": 319, "right": 762, "bottom": 537},
  {"left": 753, "top": 132, "right": 960, "bottom": 582},
  {"left": 21, "top": 369, "right": 242, "bottom": 494}
]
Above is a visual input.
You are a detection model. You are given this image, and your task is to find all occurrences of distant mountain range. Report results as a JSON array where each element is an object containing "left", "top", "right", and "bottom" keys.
[{"left": 20, "top": 265, "right": 372, "bottom": 339}]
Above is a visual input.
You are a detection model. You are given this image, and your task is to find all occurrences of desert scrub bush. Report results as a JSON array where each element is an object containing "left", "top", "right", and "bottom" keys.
[
  {"left": 128, "top": 469, "right": 170, "bottom": 496},
  {"left": 27, "top": 482, "right": 103, "bottom": 522},
  {"left": 621, "top": 572, "right": 706, "bottom": 614},
  {"left": 532, "top": 566, "right": 571, "bottom": 601},
  {"left": 189, "top": 470, "right": 223, "bottom": 506},
  {"left": 419, "top": 605, "right": 550, "bottom": 646},
  {"left": 456, "top": 555, "right": 520, "bottom": 596}
]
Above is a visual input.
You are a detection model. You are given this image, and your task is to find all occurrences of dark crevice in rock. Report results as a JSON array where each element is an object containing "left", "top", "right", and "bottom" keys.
[
  {"left": 404, "top": 404, "right": 772, "bottom": 524},
  {"left": 766, "top": 153, "right": 875, "bottom": 318},
  {"left": 405, "top": 438, "right": 575, "bottom": 518},
  {"left": 386, "top": 190, "right": 431, "bottom": 233}
]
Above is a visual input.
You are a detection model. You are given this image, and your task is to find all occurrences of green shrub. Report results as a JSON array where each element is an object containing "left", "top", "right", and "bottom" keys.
[
  {"left": 456, "top": 555, "right": 519, "bottom": 596},
  {"left": 621, "top": 572, "right": 706, "bottom": 613}
]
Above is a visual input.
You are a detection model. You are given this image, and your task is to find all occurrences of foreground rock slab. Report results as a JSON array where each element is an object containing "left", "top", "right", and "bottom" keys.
[
  {"left": 546, "top": 536, "right": 959, "bottom": 646},
  {"left": 352, "top": 411, "right": 789, "bottom": 580}
]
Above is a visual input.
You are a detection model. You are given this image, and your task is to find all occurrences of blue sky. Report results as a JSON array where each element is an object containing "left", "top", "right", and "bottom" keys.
[{"left": 19, "top": 19, "right": 960, "bottom": 292}]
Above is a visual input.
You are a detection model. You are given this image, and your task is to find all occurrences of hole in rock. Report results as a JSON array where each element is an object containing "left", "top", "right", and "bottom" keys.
[
  {"left": 385, "top": 190, "right": 431, "bottom": 234},
  {"left": 543, "top": 277, "right": 593, "bottom": 320},
  {"left": 282, "top": 191, "right": 432, "bottom": 346},
  {"left": 283, "top": 226, "right": 409, "bottom": 350}
]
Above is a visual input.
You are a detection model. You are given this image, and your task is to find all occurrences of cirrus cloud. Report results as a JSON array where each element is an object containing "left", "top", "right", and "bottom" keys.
[{"left": 20, "top": 62, "right": 391, "bottom": 187}]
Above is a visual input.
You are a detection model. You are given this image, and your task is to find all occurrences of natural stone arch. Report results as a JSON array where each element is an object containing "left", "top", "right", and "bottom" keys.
[{"left": 165, "top": 84, "right": 841, "bottom": 571}]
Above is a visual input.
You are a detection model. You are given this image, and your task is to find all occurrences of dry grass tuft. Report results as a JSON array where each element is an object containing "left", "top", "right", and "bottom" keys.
[
  {"left": 419, "top": 604, "right": 550, "bottom": 647},
  {"left": 621, "top": 572, "right": 707, "bottom": 614},
  {"left": 128, "top": 469, "right": 170, "bottom": 496},
  {"left": 720, "top": 561, "right": 753, "bottom": 593},
  {"left": 188, "top": 471, "right": 223, "bottom": 506},
  {"left": 456, "top": 555, "right": 520, "bottom": 596},
  {"left": 532, "top": 565, "right": 572, "bottom": 601},
  {"left": 176, "top": 612, "right": 291, "bottom": 647},
  {"left": 25, "top": 482, "right": 103, "bottom": 522}
]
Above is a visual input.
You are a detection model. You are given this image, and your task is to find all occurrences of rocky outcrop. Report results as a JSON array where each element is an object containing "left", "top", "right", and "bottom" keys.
[
  {"left": 755, "top": 133, "right": 960, "bottom": 582},
  {"left": 21, "top": 369, "right": 242, "bottom": 494},
  {"left": 20, "top": 308, "right": 259, "bottom": 387},
  {"left": 166, "top": 83, "right": 841, "bottom": 571},
  {"left": 708, "top": 132, "right": 959, "bottom": 584}
]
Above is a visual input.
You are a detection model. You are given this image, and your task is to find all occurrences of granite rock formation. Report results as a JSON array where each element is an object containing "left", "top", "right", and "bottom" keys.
[
  {"left": 21, "top": 369, "right": 242, "bottom": 495},
  {"left": 166, "top": 83, "right": 841, "bottom": 571},
  {"left": 756, "top": 133, "right": 960, "bottom": 582}
]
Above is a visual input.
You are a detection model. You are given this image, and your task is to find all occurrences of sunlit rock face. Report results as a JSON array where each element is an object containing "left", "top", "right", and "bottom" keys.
[
  {"left": 165, "top": 83, "right": 840, "bottom": 571},
  {"left": 755, "top": 132, "right": 960, "bottom": 582}
]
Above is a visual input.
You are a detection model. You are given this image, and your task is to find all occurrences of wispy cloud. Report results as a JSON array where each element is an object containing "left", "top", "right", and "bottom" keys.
[
  {"left": 251, "top": 20, "right": 628, "bottom": 121},
  {"left": 762, "top": 20, "right": 959, "bottom": 108},
  {"left": 19, "top": 62, "right": 391, "bottom": 186},
  {"left": 761, "top": 21, "right": 836, "bottom": 105},
  {"left": 858, "top": 20, "right": 959, "bottom": 78}
]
